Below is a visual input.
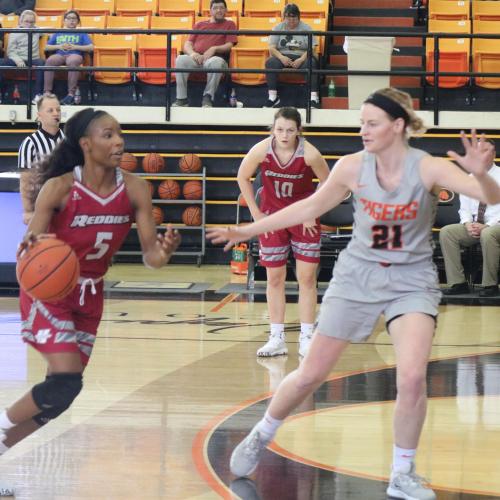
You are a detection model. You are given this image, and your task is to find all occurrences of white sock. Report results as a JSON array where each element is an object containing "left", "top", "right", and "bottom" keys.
[
  {"left": 255, "top": 411, "right": 284, "bottom": 442},
  {"left": 392, "top": 445, "right": 416, "bottom": 474},
  {"left": 310, "top": 92, "right": 319, "bottom": 102},
  {"left": 300, "top": 323, "right": 314, "bottom": 338},
  {"left": 268, "top": 90, "right": 278, "bottom": 101},
  {"left": 0, "top": 411, "right": 15, "bottom": 431},
  {"left": 270, "top": 323, "right": 284, "bottom": 338}
]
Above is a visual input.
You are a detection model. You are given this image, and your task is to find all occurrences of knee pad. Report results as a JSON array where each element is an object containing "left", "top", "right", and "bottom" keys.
[{"left": 32, "top": 373, "right": 83, "bottom": 418}]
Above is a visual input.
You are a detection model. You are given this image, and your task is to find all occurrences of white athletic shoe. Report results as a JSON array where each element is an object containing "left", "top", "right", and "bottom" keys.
[
  {"left": 230, "top": 427, "right": 269, "bottom": 477},
  {"left": 298, "top": 331, "right": 313, "bottom": 357},
  {"left": 0, "top": 484, "right": 14, "bottom": 497},
  {"left": 387, "top": 464, "right": 436, "bottom": 500},
  {"left": 256, "top": 333, "right": 287, "bottom": 357}
]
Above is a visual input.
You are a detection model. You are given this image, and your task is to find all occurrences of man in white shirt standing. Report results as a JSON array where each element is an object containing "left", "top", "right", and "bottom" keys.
[{"left": 440, "top": 141, "right": 500, "bottom": 297}]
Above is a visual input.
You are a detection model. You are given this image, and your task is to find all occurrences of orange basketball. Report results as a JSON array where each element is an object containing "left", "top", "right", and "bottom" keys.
[
  {"left": 16, "top": 238, "right": 80, "bottom": 302},
  {"left": 158, "top": 179, "right": 180, "bottom": 200},
  {"left": 152, "top": 206, "right": 164, "bottom": 225},
  {"left": 182, "top": 206, "right": 202, "bottom": 226},
  {"left": 179, "top": 153, "right": 202, "bottom": 173},
  {"left": 120, "top": 152, "right": 137, "bottom": 172},
  {"left": 142, "top": 153, "right": 165, "bottom": 173},
  {"left": 182, "top": 180, "right": 202, "bottom": 200}
]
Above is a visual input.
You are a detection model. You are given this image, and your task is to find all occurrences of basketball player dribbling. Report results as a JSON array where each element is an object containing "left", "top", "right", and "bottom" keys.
[
  {"left": 238, "top": 107, "right": 329, "bottom": 358},
  {"left": 0, "top": 108, "right": 180, "bottom": 497},
  {"left": 208, "top": 88, "right": 500, "bottom": 499}
]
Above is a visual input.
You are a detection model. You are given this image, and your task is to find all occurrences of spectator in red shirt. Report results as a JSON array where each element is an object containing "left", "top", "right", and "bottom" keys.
[{"left": 172, "top": 0, "right": 237, "bottom": 108}]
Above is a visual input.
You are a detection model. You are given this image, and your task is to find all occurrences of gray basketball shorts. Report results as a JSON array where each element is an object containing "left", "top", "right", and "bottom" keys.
[{"left": 316, "top": 252, "right": 442, "bottom": 342}]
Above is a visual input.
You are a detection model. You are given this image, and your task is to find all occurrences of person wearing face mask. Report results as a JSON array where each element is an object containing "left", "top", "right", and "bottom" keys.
[
  {"left": 264, "top": 3, "right": 319, "bottom": 109},
  {"left": 18, "top": 94, "right": 64, "bottom": 225}
]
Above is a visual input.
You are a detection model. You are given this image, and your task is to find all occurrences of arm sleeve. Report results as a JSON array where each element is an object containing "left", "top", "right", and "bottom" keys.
[{"left": 18, "top": 138, "right": 35, "bottom": 170}]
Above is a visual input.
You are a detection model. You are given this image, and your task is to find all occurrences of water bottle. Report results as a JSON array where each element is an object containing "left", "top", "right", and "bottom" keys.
[
  {"left": 229, "top": 88, "right": 237, "bottom": 108},
  {"left": 74, "top": 87, "right": 81, "bottom": 105},
  {"left": 328, "top": 78, "right": 336, "bottom": 98},
  {"left": 13, "top": 84, "right": 20, "bottom": 104}
]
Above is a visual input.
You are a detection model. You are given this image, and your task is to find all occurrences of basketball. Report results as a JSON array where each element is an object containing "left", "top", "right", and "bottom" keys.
[
  {"left": 182, "top": 206, "right": 202, "bottom": 226},
  {"left": 158, "top": 179, "right": 180, "bottom": 200},
  {"left": 182, "top": 180, "right": 202, "bottom": 200},
  {"left": 142, "top": 153, "right": 165, "bottom": 173},
  {"left": 120, "top": 152, "right": 137, "bottom": 172},
  {"left": 16, "top": 238, "right": 80, "bottom": 302},
  {"left": 152, "top": 206, "right": 164, "bottom": 225},
  {"left": 179, "top": 153, "right": 202, "bottom": 173}
]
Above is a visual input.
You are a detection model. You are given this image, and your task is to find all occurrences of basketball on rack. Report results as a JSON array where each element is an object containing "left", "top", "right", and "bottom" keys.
[
  {"left": 119, "top": 152, "right": 138, "bottom": 172},
  {"left": 182, "top": 180, "right": 202, "bottom": 200},
  {"left": 182, "top": 206, "right": 202, "bottom": 226},
  {"left": 142, "top": 153, "right": 165, "bottom": 173},
  {"left": 152, "top": 206, "right": 164, "bottom": 225},
  {"left": 179, "top": 153, "right": 202, "bottom": 173},
  {"left": 158, "top": 179, "right": 181, "bottom": 199},
  {"left": 16, "top": 237, "right": 80, "bottom": 302}
]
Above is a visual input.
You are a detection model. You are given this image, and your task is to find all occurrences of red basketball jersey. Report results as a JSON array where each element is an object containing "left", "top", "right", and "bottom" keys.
[
  {"left": 48, "top": 167, "right": 134, "bottom": 279},
  {"left": 259, "top": 137, "right": 315, "bottom": 212}
]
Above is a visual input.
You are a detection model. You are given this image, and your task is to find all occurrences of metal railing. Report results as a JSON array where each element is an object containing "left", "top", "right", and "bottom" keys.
[{"left": 1, "top": 26, "right": 499, "bottom": 125}]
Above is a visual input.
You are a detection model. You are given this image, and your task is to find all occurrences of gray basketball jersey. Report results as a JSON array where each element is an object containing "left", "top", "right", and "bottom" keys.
[{"left": 346, "top": 147, "right": 438, "bottom": 264}]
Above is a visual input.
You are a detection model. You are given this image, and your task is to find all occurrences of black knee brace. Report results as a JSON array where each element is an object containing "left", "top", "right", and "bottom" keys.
[{"left": 32, "top": 373, "right": 83, "bottom": 426}]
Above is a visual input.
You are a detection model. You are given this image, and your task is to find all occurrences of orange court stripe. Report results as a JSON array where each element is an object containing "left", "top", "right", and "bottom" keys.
[{"left": 210, "top": 292, "right": 240, "bottom": 312}]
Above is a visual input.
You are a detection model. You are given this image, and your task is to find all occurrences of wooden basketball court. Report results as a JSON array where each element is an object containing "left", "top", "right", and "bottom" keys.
[{"left": 0, "top": 263, "right": 499, "bottom": 499}]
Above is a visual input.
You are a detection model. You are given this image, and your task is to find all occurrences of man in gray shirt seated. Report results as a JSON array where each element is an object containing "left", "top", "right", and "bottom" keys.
[{"left": 264, "top": 3, "right": 319, "bottom": 108}]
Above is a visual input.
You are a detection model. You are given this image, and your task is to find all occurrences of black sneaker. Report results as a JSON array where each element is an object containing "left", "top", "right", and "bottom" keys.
[
  {"left": 443, "top": 282, "right": 470, "bottom": 295},
  {"left": 479, "top": 285, "right": 499, "bottom": 297},
  {"left": 263, "top": 97, "right": 281, "bottom": 108},
  {"left": 310, "top": 99, "right": 320, "bottom": 108}
]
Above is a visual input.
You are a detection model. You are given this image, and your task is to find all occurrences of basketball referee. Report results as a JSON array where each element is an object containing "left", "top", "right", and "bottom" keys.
[{"left": 18, "top": 94, "right": 64, "bottom": 224}]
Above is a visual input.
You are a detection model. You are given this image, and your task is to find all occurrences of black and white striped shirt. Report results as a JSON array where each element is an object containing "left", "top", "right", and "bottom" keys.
[{"left": 18, "top": 128, "right": 65, "bottom": 170}]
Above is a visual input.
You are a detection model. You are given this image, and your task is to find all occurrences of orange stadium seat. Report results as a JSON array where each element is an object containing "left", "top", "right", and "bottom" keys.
[
  {"left": 158, "top": 0, "right": 198, "bottom": 19},
  {"left": 472, "top": 0, "right": 500, "bottom": 20},
  {"left": 137, "top": 34, "right": 176, "bottom": 84},
  {"left": 472, "top": 20, "right": 500, "bottom": 89},
  {"left": 115, "top": 0, "right": 158, "bottom": 17},
  {"left": 35, "top": 15, "right": 63, "bottom": 28},
  {"left": 428, "top": 0, "right": 470, "bottom": 20},
  {"left": 79, "top": 14, "right": 108, "bottom": 29},
  {"left": 200, "top": 0, "right": 242, "bottom": 16},
  {"left": 426, "top": 18, "right": 470, "bottom": 87},
  {"left": 92, "top": 34, "right": 137, "bottom": 84},
  {"left": 301, "top": 13, "right": 327, "bottom": 54},
  {"left": 244, "top": 0, "right": 284, "bottom": 18},
  {"left": 73, "top": 0, "right": 115, "bottom": 17},
  {"left": 0, "top": 15, "right": 19, "bottom": 28},
  {"left": 106, "top": 15, "right": 150, "bottom": 30},
  {"left": 35, "top": 0, "right": 72, "bottom": 16},
  {"left": 293, "top": 0, "right": 329, "bottom": 17},
  {"left": 150, "top": 15, "right": 193, "bottom": 53}
]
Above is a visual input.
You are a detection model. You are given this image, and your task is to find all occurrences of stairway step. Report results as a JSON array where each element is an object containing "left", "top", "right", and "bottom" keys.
[
  {"left": 333, "top": 16, "right": 415, "bottom": 27},
  {"left": 329, "top": 54, "right": 422, "bottom": 67},
  {"left": 334, "top": 0, "right": 412, "bottom": 8}
]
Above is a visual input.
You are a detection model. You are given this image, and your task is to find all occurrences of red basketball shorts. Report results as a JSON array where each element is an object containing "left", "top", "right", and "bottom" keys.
[
  {"left": 19, "top": 280, "right": 104, "bottom": 366},
  {"left": 258, "top": 221, "right": 321, "bottom": 267}
]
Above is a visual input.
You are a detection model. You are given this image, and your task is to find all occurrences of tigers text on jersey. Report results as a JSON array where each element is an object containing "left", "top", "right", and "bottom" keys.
[
  {"left": 259, "top": 136, "right": 315, "bottom": 212},
  {"left": 48, "top": 166, "right": 134, "bottom": 278},
  {"left": 347, "top": 147, "right": 438, "bottom": 264}
]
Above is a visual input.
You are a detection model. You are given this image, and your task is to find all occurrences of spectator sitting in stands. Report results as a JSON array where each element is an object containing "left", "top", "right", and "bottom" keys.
[
  {"left": 43, "top": 10, "right": 93, "bottom": 105},
  {"left": 440, "top": 140, "right": 500, "bottom": 297},
  {"left": 0, "top": 0, "right": 34, "bottom": 15},
  {"left": 264, "top": 3, "right": 319, "bottom": 109},
  {"left": 172, "top": 0, "right": 237, "bottom": 108},
  {"left": 0, "top": 10, "right": 44, "bottom": 103}
]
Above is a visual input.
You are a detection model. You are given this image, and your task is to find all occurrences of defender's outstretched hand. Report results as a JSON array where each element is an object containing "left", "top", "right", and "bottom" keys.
[
  {"left": 207, "top": 225, "right": 251, "bottom": 252},
  {"left": 447, "top": 129, "right": 494, "bottom": 177}
]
